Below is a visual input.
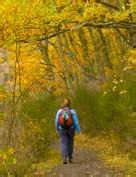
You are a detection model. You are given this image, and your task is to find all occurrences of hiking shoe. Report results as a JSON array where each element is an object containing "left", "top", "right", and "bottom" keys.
[
  {"left": 63, "top": 161, "right": 67, "bottom": 164},
  {"left": 68, "top": 158, "right": 72, "bottom": 163}
]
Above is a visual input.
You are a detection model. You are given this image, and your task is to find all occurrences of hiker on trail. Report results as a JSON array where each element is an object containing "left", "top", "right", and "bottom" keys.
[{"left": 55, "top": 98, "right": 81, "bottom": 164}]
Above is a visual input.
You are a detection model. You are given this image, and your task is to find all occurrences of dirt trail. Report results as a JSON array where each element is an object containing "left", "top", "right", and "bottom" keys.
[{"left": 46, "top": 148, "right": 124, "bottom": 177}]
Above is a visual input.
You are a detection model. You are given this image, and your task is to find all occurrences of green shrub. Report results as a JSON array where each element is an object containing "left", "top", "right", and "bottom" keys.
[
  {"left": 72, "top": 80, "right": 134, "bottom": 137},
  {"left": 20, "top": 93, "right": 61, "bottom": 160}
]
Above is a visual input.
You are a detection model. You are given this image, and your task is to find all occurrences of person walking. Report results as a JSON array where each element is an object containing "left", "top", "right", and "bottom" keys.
[{"left": 55, "top": 98, "right": 81, "bottom": 164}]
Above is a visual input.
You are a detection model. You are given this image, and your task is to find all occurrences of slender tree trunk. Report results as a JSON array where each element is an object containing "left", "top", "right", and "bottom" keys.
[
  {"left": 38, "top": 39, "right": 54, "bottom": 80},
  {"left": 57, "top": 31, "right": 72, "bottom": 90},
  {"left": 78, "top": 28, "right": 95, "bottom": 74},
  {"left": 96, "top": 28, "right": 113, "bottom": 69},
  {"left": 87, "top": 27, "right": 106, "bottom": 82},
  {"left": 7, "top": 38, "right": 21, "bottom": 146}
]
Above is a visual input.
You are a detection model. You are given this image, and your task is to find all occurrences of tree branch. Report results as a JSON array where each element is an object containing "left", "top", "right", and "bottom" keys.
[
  {"left": 95, "top": 0, "right": 120, "bottom": 10},
  {"left": 16, "top": 21, "right": 136, "bottom": 43}
]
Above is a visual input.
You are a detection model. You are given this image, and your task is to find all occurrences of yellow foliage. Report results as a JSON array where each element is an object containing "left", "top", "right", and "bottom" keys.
[
  {"left": 75, "top": 133, "right": 136, "bottom": 176},
  {"left": 0, "top": 0, "right": 134, "bottom": 97}
]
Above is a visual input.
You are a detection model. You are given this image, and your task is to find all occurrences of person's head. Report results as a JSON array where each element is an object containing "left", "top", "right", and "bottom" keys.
[{"left": 62, "top": 98, "right": 71, "bottom": 108}]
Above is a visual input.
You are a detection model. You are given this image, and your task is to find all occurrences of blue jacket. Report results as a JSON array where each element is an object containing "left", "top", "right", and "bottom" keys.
[{"left": 55, "top": 107, "right": 81, "bottom": 133}]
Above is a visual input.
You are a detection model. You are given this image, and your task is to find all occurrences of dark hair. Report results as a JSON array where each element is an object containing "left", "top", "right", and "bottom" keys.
[{"left": 61, "top": 98, "right": 71, "bottom": 108}]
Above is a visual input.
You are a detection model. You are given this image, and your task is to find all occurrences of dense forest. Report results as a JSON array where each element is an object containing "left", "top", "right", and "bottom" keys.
[{"left": 0, "top": 0, "right": 135, "bottom": 176}]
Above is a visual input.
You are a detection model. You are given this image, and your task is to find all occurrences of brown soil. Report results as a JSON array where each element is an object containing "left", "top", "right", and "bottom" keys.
[{"left": 46, "top": 149, "right": 125, "bottom": 177}]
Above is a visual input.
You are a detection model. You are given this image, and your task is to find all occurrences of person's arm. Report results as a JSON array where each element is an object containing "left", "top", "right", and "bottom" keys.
[
  {"left": 71, "top": 109, "right": 81, "bottom": 133},
  {"left": 55, "top": 109, "right": 61, "bottom": 131}
]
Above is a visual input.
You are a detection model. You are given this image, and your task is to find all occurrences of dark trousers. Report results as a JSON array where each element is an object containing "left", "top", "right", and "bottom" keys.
[{"left": 59, "top": 128, "right": 75, "bottom": 160}]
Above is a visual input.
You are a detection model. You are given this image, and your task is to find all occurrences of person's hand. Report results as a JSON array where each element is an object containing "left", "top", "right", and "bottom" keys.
[{"left": 76, "top": 131, "right": 81, "bottom": 134}]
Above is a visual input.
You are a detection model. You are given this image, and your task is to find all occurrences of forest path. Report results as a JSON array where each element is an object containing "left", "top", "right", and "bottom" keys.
[{"left": 46, "top": 142, "right": 124, "bottom": 177}]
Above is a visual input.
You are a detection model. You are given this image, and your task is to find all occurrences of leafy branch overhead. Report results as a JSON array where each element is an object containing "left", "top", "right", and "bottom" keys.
[
  {"left": 0, "top": 1, "right": 135, "bottom": 44},
  {"left": 0, "top": 0, "right": 135, "bottom": 96}
]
